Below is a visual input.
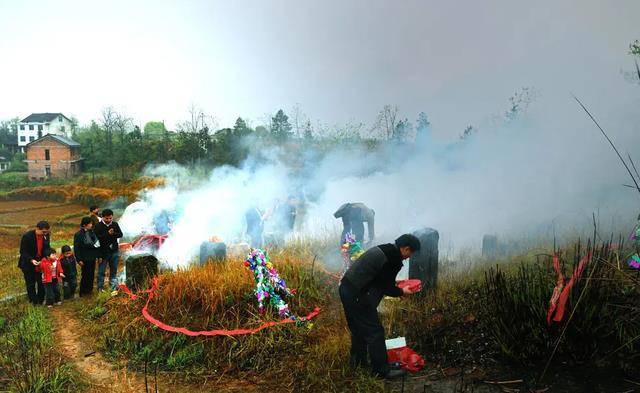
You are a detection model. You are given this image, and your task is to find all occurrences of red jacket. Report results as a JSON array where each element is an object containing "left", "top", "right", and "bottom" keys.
[{"left": 35, "top": 257, "right": 64, "bottom": 283}]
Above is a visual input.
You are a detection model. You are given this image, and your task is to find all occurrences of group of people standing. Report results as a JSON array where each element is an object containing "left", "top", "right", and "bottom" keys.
[{"left": 18, "top": 205, "right": 123, "bottom": 307}]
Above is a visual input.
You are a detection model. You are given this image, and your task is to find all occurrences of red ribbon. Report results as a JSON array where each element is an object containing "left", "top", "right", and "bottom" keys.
[
  {"left": 118, "top": 278, "right": 321, "bottom": 337},
  {"left": 547, "top": 252, "right": 592, "bottom": 325}
]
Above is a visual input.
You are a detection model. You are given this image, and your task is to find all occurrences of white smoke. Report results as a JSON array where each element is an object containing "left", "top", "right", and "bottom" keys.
[{"left": 120, "top": 77, "right": 640, "bottom": 269}]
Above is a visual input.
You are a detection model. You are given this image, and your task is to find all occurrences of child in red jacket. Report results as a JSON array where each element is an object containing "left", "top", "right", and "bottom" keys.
[{"left": 33, "top": 248, "right": 65, "bottom": 307}]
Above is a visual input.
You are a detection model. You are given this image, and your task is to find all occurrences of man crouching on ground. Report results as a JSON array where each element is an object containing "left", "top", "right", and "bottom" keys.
[{"left": 339, "top": 234, "right": 421, "bottom": 380}]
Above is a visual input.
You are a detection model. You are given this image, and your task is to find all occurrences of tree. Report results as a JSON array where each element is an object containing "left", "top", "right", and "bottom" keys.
[
  {"left": 0, "top": 118, "right": 18, "bottom": 157},
  {"left": 630, "top": 39, "right": 640, "bottom": 57},
  {"left": 100, "top": 107, "right": 119, "bottom": 159},
  {"left": 504, "top": 87, "right": 535, "bottom": 123},
  {"left": 178, "top": 104, "right": 217, "bottom": 134},
  {"left": 373, "top": 105, "right": 399, "bottom": 140},
  {"left": 415, "top": 112, "right": 431, "bottom": 146},
  {"left": 303, "top": 120, "right": 314, "bottom": 140},
  {"left": 393, "top": 119, "right": 413, "bottom": 142},
  {"left": 271, "top": 109, "right": 292, "bottom": 141},
  {"left": 143, "top": 121, "right": 166, "bottom": 139},
  {"left": 6, "top": 152, "right": 27, "bottom": 172},
  {"left": 460, "top": 125, "right": 476, "bottom": 140},
  {"left": 290, "top": 103, "right": 308, "bottom": 138},
  {"left": 416, "top": 112, "right": 430, "bottom": 135}
]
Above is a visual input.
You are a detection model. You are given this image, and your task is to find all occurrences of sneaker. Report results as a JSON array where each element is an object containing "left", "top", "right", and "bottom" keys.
[
  {"left": 47, "top": 305, "right": 53, "bottom": 308},
  {"left": 55, "top": 302, "right": 62, "bottom": 306}
]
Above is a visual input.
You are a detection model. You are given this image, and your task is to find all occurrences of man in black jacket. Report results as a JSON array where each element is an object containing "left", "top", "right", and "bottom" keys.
[
  {"left": 74, "top": 216, "right": 102, "bottom": 296},
  {"left": 334, "top": 202, "right": 375, "bottom": 245},
  {"left": 18, "top": 221, "right": 51, "bottom": 305},
  {"left": 94, "top": 209, "right": 123, "bottom": 292},
  {"left": 339, "top": 234, "right": 421, "bottom": 379}
]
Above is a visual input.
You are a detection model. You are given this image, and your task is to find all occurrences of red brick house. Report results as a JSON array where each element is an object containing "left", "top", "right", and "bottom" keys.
[{"left": 25, "top": 134, "right": 83, "bottom": 180}]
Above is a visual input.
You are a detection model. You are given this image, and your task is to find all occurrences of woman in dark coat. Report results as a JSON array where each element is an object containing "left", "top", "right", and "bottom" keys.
[{"left": 74, "top": 216, "right": 102, "bottom": 296}]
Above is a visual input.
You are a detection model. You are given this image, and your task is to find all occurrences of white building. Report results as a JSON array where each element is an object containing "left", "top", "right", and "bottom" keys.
[{"left": 18, "top": 113, "right": 73, "bottom": 152}]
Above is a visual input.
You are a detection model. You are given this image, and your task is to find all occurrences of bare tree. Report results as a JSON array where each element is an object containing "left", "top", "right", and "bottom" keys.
[
  {"left": 178, "top": 104, "right": 218, "bottom": 134},
  {"left": 100, "top": 107, "right": 119, "bottom": 158},
  {"left": 372, "top": 105, "right": 399, "bottom": 140},
  {"left": 290, "top": 103, "right": 308, "bottom": 138}
]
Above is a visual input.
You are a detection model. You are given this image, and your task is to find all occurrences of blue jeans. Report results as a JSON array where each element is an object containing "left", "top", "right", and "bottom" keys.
[{"left": 97, "top": 252, "right": 119, "bottom": 290}]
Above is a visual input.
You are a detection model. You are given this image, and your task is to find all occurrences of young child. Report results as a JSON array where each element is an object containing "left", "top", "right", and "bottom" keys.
[
  {"left": 59, "top": 245, "right": 78, "bottom": 299},
  {"left": 33, "top": 248, "right": 65, "bottom": 307}
]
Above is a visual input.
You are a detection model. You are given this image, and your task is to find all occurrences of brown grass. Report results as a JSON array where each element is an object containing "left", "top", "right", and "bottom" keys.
[
  {"left": 0, "top": 176, "right": 165, "bottom": 205},
  {"left": 85, "top": 247, "right": 383, "bottom": 392},
  {"left": 0, "top": 204, "right": 85, "bottom": 226}
]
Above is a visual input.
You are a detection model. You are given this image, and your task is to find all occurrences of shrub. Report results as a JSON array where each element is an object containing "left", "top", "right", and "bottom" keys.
[{"left": 0, "top": 172, "right": 30, "bottom": 190}]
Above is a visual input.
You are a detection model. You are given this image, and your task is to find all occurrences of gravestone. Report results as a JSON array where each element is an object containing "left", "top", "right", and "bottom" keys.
[
  {"left": 409, "top": 227, "right": 439, "bottom": 293},
  {"left": 125, "top": 253, "right": 158, "bottom": 290},
  {"left": 199, "top": 242, "right": 227, "bottom": 265},
  {"left": 482, "top": 235, "right": 499, "bottom": 259}
]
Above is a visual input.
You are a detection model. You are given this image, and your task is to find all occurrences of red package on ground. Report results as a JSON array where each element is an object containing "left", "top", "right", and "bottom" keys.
[
  {"left": 397, "top": 279, "right": 422, "bottom": 292},
  {"left": 387, "top": 346, "right": 425, "bottom": 373}
]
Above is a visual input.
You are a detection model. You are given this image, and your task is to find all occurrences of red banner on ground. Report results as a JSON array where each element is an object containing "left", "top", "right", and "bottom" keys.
[{"left": 118, "top": 278, "right": 321, "bottom": 337}]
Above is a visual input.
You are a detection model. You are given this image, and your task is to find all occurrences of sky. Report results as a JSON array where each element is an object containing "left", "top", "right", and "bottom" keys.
[{"left": 0, "top": 0, "right": 638, "bottom": 135}]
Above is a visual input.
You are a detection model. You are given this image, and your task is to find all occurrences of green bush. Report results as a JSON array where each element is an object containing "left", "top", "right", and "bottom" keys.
[
  {"left": 0, "top": 171, "right": 30, "bottom": 189},
  {"left": 6, "top": 153, "right": 27, "bottom": 172}
]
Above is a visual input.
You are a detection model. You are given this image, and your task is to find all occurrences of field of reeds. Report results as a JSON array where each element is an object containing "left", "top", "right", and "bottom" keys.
[
  {"left": 384, "top": 237, "right": 640, "bottom": 390},
  {"left": 73, "top": 234, "right": 640, "bottom": 392},
  {"left": 80, "top": 245, "right": 384, "bottom": 392}
]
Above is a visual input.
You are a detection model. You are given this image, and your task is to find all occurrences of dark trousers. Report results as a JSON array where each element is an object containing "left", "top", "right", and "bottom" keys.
[
  {"left": 44, "top": 279, "right": 61, "bottom": 305},
  {"left": 21, "top": 265, "right": 44, "bottom": 305},
  {"left": 63, "top": 277, "right": 77, "bottom": 299},
  {"left": 339, "top": 281, "right": 388, "bottom": 375},
  {"left": 341, "top": 219, "right": 365, "bottom": 244},
  {"left": 79, "top": 259, "right": 96, "bottom": 296}
]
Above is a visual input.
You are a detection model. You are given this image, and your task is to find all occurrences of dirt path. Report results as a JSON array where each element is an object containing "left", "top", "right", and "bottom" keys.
[
  {"left": 49, "top": 304, "right": 261, "bottom": 393},
  {"left": 50, "top": 305, "right": 160, "bottom": 393}
]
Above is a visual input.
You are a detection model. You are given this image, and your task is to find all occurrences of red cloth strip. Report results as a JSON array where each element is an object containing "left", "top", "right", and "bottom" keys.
[
  {"left": 118, "top": 278, "right": 321, "bottom": 337},
  {"left": 546, "top": 252, "right": 592, "bottom": 325}
]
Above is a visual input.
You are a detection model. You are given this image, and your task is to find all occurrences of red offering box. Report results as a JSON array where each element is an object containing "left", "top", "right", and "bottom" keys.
[{"left": 397, "top": 279, "right": 421, "bottom": 291}]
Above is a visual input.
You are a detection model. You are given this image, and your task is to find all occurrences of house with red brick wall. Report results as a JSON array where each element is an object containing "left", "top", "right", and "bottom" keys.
[{"left": 25, "top": 134, "right": 83, "bottom": 180}]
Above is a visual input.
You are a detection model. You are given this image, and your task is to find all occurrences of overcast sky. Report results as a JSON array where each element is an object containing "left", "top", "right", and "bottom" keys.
[{"left": 0, "top": 0, "right": 638, "bottom": 134}]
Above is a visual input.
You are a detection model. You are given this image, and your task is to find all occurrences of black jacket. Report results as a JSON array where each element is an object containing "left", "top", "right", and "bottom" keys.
[
  {"left": 334, "top": 202, "right": 376, "bottom": 240},
  {"left": 73, "top": 229, "right": 102, "bottom": 261},
  {"left": 94, "top": 221, "right": 123, "bottom": 255},
  {"left": 342, "top": 243, "right": 404, "bottom": 307},
  {"left": 60, "top": 254, "right": 78, "bottom": 278},
  {"left": 18, "top": 229, "right": 51, "bottom": 269}
]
